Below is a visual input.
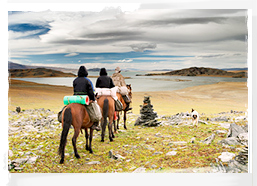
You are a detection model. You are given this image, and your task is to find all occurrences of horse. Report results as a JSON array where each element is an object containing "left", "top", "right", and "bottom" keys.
[
  {"left": 114, "top": 84, "right": 132, "bottom": 132},
  {"left": 58, "top": 103, "right": 94, "bottom": 164},
  {"left": 96, "top": 96, "right": 116, "bottom": 142}
]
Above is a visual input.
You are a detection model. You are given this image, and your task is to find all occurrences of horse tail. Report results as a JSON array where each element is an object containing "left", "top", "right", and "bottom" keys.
[
  {"left": 103, "top": 98, "right": 109, "bottom": 119},
  {"left": 101, "top": 98, "right": 109, "bottom": 139},
  {"left": 58, "top": 107, "right": 72, "bottom": 156}
]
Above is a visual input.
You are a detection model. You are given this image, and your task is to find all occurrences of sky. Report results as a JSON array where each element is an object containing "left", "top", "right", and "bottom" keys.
[{"left": 8, "top": 8, "right": 249, "bottom": 70}]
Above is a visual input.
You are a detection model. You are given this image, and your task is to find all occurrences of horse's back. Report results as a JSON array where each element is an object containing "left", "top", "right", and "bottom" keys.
[{"left": 63, "top": 103, "right": 91, "bottom": 128}]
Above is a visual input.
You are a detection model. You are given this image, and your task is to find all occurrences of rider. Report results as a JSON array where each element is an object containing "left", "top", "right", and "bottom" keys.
[
  {"left": 111, "top": 67, "right": 132, "bottom": 111},
  {"left": 73, "top": 66, "right": 100, "bottom": 131},
  {"left": 96, "top": 68, "right": 115, "bottom": 89}
]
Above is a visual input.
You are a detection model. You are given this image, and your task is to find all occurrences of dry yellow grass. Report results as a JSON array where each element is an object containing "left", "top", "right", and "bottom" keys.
[{"left": 8, "top": 79, "right": 248, "bottom": 115}]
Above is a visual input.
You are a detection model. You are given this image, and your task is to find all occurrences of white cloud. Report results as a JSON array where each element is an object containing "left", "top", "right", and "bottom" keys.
[
  {"left": 65, "top": 53, "right": 79, "bottom": 57},
  {"left": 8, "top": 9, "right": 248, "bottom": 69},
  {"left": 118, "top": 59, "right": 133, "bottom": 63}
]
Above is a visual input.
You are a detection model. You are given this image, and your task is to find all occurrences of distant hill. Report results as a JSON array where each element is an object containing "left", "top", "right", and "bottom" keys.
[
  {"left": 144, "top": 67, "right": 247, "bottom": 78},
  {"left": 8, "top": 61, "right": 35, "bottom": 69},
  {"left": 9, "top": 68, "right": 76, "bottom": 78},
  {"left": 222, "top": 68, "right": 248, "bottom": 71}
]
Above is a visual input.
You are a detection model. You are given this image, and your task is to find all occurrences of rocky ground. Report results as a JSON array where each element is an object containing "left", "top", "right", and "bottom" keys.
[{"left": 8, "top": 108, "right": 248, "bottom": 173}]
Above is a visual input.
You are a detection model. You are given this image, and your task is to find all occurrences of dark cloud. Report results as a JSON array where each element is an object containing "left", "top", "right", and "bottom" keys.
[
  {"left": 85, "top": 30, "right": 143, "bottom": 39},
  {"left": 130, "top": 43, "right": 157, "bottom": 52},
  {"left": 136, "top": 17, "right": 228, "bottom": 27}
]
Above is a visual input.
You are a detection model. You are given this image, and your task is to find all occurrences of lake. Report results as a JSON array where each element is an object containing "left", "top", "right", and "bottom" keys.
[{"left": 13, "top": 71, "right": 247, "bottom": 92}]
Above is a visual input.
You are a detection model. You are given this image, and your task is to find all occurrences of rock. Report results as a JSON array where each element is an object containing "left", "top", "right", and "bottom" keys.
[
  {"left": 85, "top": 161, "right": 101, "bottom": 165},
  {"left": 216, "top": 130, "right": 227, "bottom": 135},
  {"left": 201, "top": 134, "right": 215, "bottom": 145},
  {"left": 132, "top": 167, "right": 146, "bottom": 173},
  {"left": 235, "top": 145, "right": 248, "bottom": 165},
  {"left": 237, "top": 133, "right": 248, "bottom": 145},
  {"left": 134, "top": 96, "right": 160, "bottom": 127},
  {"left": 109, "top": 150, "right": 125, "bottom": 160},
  {"left": 166, "top": 151, "right": 177, "bottom": 156},
  {"left": 153, "top": 152, "right": 163, "bottom": 155},
  {"left": 218, "top": 152, "right": 235, "bottom": 162},
  {"left": 37, "top": 145, "right": 44, "bottom": 150},
  {"left": 198, "top": 120, "right": 208, "bottom": 125},
  {"left": 190, "top": 137, "right": 196, "bottom": 143},
  {"left": 218, "top": 137, "right": 241, "bottom": 146},
  {"left": 12, "top": 158, "right": 28, "bottom": 165},
  {"left": 227, "top": 123, "right": 246, "bottom": 138},
  {"left": 14, "top": 167, "right": 23, "bottom": 171},
  {"left": 27, "top": 156, "right": 38, "bottom": 164},
  {"left": 211, "top": 116, "right": 229, "bottom": 122},
  {"left": 9, "top": 150, "right": 13, "bottom": 157},
  {"left": 219, "top": 123, "right": 231, "bottom": 129},
  {"left": 169, "top": 141, "right": 187, "bottom": 145}
]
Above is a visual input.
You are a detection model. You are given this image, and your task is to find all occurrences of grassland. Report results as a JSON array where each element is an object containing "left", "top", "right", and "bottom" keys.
[{"left": 8, "top": 79, "right": 248, "bottom": 173}]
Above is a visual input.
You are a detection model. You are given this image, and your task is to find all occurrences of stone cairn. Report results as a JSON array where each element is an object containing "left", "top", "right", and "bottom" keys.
[{"left": 134, "top": 96, "right": 161, "bottom": 127}]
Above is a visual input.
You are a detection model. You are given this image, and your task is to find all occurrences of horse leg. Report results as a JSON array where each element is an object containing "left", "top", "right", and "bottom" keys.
[
  {"left": 117, "top": 112, "right": 120, "bottom": 129},
  {"left": 101, "top": 98, "right": 109, "bottom": 142},
  {"left": 72, "top": 128, "right": 80, "bottom": 159},
  {"left": 58, "top": 107, "right": 72, "bottom": 164},
  {"left": 89, "top": 127, "right": 94, "bottom": 153},
  {"left": 113, "top": 117, "right": 117, "bottom": 134},
  {"left": 108, "top": 116, "right": 114, "bottom": 142},
  {"left": 85, "top": 128, "right": 89, "bottom": 151},
  {"left": 124, "top": 111, "right": 127, "bottom": 130},
  {"left": 101, "top": 118, "right": 106, "bottom": 142}
]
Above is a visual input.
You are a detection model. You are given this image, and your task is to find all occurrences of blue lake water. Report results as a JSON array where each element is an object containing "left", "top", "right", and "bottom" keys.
[{"left": 13, "top": 71, "right": 247, "bottom": 92}]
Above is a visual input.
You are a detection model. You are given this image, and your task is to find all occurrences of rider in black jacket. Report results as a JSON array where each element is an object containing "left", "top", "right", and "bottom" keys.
[
  {"left": 73, "top": 66, "right": 100, "bottom": 131},
  {"left": 96, "top": 68, "right": 115, "bottom": 88},
  {"left": 73, "top": 66, "right": 95, "bottom": 101}
]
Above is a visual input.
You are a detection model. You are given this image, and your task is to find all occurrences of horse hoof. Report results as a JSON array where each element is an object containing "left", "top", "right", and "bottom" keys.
[
  {"left": 115, "top": 131, "right": 119, "bottom": 134},
  {"left": 110, "top": 138, "right": 113, "bottom": 142},
  {"left": 124, "top": 126, "right": 127, "bottom": 130},
  {"left": 101, "top": 139, "right": 104, "bottom": 142},
  {"left": 90, "top": 150, "right": 93, "bottom": 154},
  {"left": 60, "top": 159, "right": 64, "bottom": 164},
  {"left": 75, "top": 154, "right": 81, "bottom": 159},
  {"left": 86, "top": 145, "right": 89, "bottom": 150}
]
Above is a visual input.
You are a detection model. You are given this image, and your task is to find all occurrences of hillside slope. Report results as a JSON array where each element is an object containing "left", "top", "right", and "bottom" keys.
[
  {"left": 9, "top": 68, "right": 76, "bottom": 78},
  {"left": 145, "top": 67, "right": 247, "bottom": 78}
]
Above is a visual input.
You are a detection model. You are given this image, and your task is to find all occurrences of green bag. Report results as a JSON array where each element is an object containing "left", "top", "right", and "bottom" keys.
[{"left": 63, "top": 95, "right": 89, "bottom": 105}]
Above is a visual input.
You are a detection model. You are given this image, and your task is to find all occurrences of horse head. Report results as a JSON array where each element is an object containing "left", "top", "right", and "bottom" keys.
[{"left": 126, "top": 84, "right": 132, "bottom": 100}]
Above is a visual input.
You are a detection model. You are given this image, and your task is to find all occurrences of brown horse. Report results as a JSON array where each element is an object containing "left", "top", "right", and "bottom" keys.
[
  {"left": 114, "top": 84, "right": 132, "bottom": 132},
  {"left": 58, "top": 103, "right": 94, "bottom": 164},
  {"left": 97, "top": 96, "right": 115, "bottom": 142}
]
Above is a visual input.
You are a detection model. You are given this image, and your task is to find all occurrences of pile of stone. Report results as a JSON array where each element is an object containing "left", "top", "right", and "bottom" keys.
[
  {"left": 215, "top": 122, "right": 248, "bottom": 173},
  {"left": 235, "top": 145, "right": 248, "bottom": 165},
  {"left": 134, "top": 96, "right": 161, "bottom": 127},
  {"left": 8, "top": 108, "right": 60, "bottom": 134}
]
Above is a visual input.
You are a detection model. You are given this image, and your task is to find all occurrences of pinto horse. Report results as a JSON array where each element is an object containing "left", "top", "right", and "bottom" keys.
[
  {"left": 97, "top": 96, "right": 115, "bottom": 142},
  {"left": 114, "top": 84, "right": 132, "bottom": 132},
  {"left": 58, "top": 103, "right": 94, "bottom": 164}
]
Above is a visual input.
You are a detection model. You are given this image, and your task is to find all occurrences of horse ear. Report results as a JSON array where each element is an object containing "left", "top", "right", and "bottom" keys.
[{"left": 192, "top": 108, "right": 194, "bottom": 112}]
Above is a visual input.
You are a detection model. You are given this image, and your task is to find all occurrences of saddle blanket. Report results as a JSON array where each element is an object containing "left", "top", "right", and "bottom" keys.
[{"left": 95, "top": 87, "right": 118, "bottom": 100}]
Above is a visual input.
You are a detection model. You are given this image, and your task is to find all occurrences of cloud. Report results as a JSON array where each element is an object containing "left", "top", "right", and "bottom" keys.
[
  {"left": 130, "top": 43, "right": 157, "bottom": 52},
  {"left": 8, "top": 9, "right": 248, "bottom": 70},
  {"left": 65, "top": 53, "right": 79, "bottom": 57},
  {"left": 118, "top": 59, "right": 133, "bottom": 63}
]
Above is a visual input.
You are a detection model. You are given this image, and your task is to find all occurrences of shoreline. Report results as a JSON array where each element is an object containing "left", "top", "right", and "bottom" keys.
[{"left": 8, "top": 79, "right": 248, "bottom": 115}]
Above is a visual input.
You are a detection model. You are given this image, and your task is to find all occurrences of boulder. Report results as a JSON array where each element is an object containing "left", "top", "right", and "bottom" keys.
[
  {"left": 218, "top": 152, "right": 235, "bottom": 162},
  {"left": 218, "top": 137, "right": 241, "bottom": 146},
  {"left": 227, "top": 123, "right": 246, "bottom": 138},
  {"left": 201, "top": 134, "right": 215, "bottom": 145}
]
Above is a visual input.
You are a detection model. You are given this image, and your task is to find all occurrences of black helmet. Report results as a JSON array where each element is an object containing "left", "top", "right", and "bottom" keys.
[{"left": 78, "top": 66, "right": 88, "bottom": 77}]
